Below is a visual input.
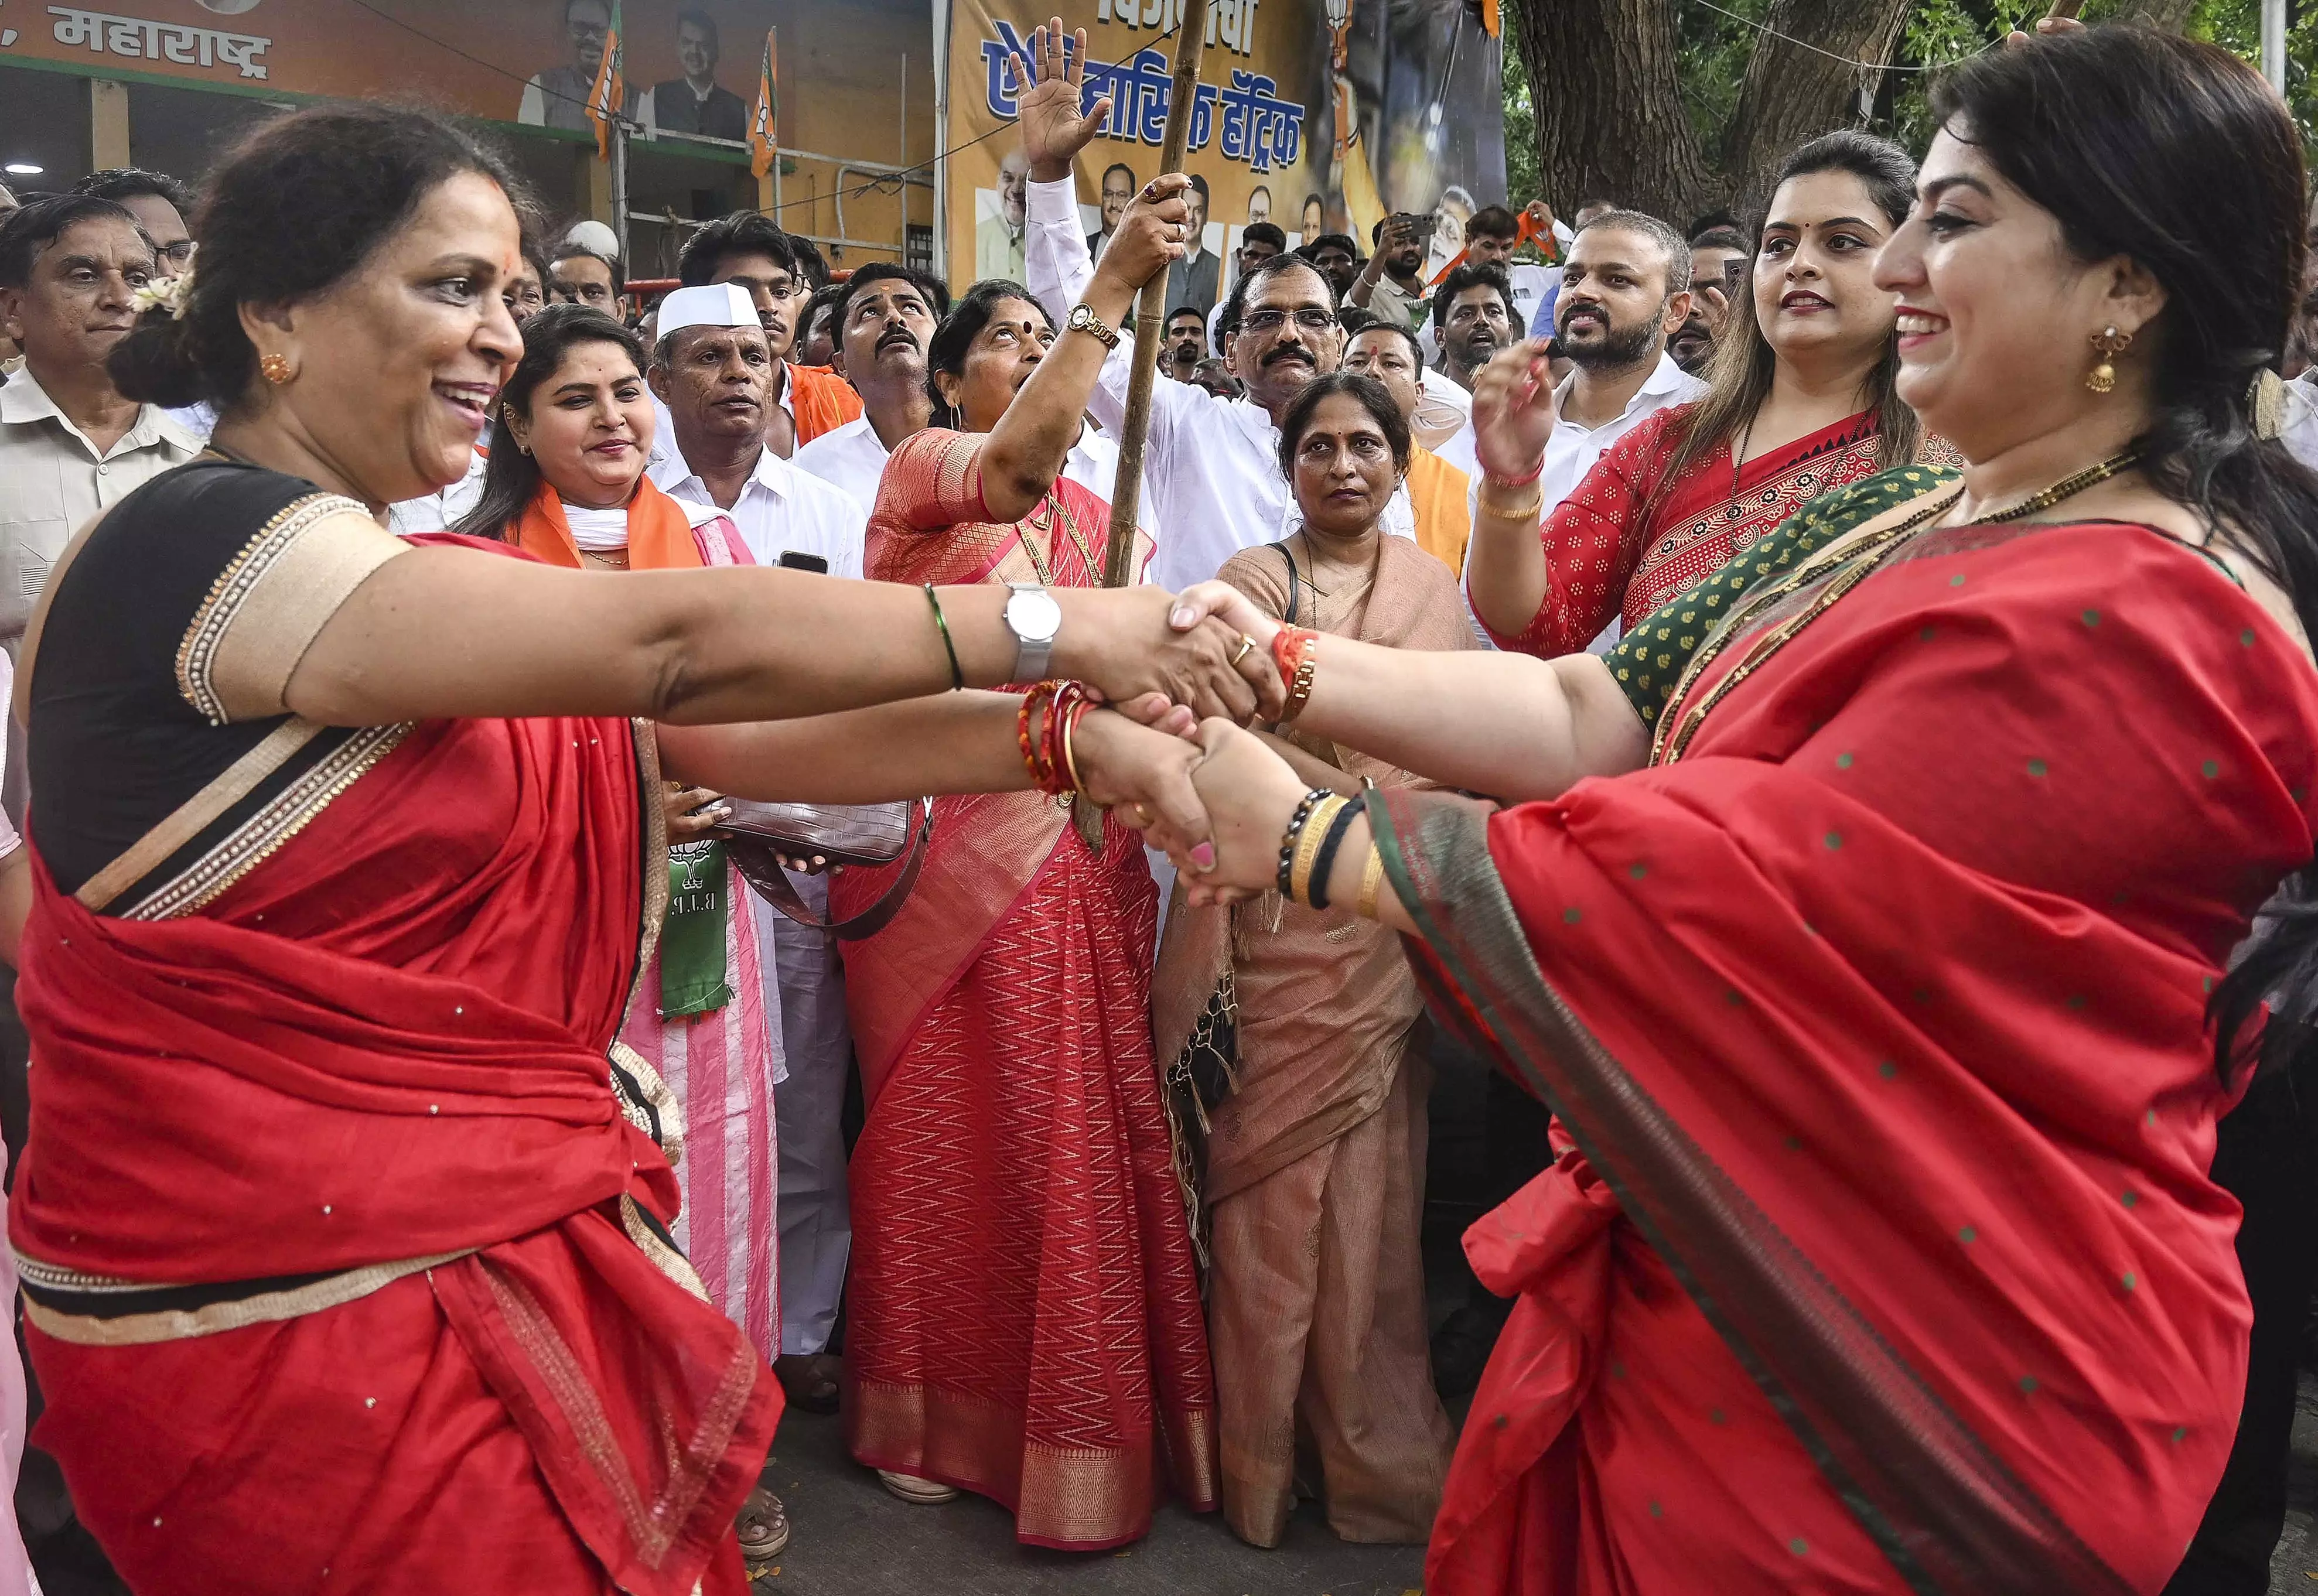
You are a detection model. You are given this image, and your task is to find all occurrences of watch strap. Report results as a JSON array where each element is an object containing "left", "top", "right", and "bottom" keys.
[{"left": 1068, "top": 304, "right": 1122, "bottom": 350}]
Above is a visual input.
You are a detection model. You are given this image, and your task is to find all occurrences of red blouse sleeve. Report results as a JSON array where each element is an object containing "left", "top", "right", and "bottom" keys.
[
  {"left": 872, "top": 428, "right": 995, "bottom": 532},
  {"left": 1490, "top": 406, "right": 1682, "bottom": 658}
]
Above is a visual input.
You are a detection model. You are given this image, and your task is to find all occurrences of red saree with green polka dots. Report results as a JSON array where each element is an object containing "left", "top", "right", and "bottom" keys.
[{"left": 1397, "top": 508, "right": 2318, "bottom": 1595}]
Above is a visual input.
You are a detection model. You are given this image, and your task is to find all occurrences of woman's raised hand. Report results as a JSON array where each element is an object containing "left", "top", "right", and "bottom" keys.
[
  {"left": 1094, "top": 174, "right": 1193, "bottom": 297},
  {"left": 1068, "top": 709, "right": 1218, "bottom": 872},
  {"left": 1175, "top": 719, "right": 1313, "bottom": 905},
  {"left": 1469, "top": 340, "right": 1558, "bottom": 482}
]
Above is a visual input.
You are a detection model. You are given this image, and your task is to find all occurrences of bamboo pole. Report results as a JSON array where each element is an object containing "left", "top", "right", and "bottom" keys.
[{"left": 1101, "top": 0, "right": 1211, "bottom": 589}]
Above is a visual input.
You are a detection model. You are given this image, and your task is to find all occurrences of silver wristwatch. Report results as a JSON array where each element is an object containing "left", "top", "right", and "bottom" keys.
[{"left": 1003, "top": 582, "right": 1063, "bottom": 682}]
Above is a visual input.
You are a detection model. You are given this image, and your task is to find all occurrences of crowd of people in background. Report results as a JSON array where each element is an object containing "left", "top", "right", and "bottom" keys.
[{"left": 6, "top": 13, "right": 2318, "bottom": 1596}]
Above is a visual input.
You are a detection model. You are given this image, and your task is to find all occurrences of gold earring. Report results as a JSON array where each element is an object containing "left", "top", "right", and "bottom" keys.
[
  {"left": 260, "top": 352, "right": 293, "bottom": 386},
  {"left": 2086, "top": 326, "right": 2132, "bottom": 395}
]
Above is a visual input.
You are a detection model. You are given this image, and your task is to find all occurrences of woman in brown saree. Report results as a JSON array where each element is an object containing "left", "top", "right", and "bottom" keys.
[{"left": 1155, "top": 372, "right": 1465, "bottom": 1547}]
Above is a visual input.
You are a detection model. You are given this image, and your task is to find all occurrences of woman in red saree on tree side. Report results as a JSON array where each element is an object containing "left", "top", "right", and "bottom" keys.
[
  {"left": 1466, "top": 130, "right": 1948, "bottom": 658},
  {"left": 1140, "top": 23, "right": 2318, "bottom": 1595},
  {"left": 6, "top": 105, "right": 1270, "bottom": 1596},
  {"left": 831, "top": 234, "right": 1223, "bottom": 1543}
]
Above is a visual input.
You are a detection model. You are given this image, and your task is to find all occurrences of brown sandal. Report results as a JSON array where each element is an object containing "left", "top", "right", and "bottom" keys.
[
  {"left": 774, "top": 1352, "right": 842, "bottom": 1416},
  {"left": 736, "top": 1485, "right": 790, "bottom": 1581}
]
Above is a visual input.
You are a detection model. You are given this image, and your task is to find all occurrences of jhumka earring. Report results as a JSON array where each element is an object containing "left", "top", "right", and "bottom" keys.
[
  {"left": 2086, "top": 325, "right": 2132, "bottom": 395},
  {"left": 260, "top": 352, "right": 293, "bottom": 386}
]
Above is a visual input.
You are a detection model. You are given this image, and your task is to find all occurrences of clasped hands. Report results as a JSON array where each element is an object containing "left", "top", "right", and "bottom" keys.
[{"left": 1061, "top": 582, "right": 1325, "bottom": 905}]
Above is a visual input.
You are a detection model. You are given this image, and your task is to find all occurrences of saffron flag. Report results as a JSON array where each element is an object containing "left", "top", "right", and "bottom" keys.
[
  {"left": 749, "top": 29, "right": 779, "bottom": 180},
  {"left": 586, "top": 0, "right": 625, "bottom": 160}
]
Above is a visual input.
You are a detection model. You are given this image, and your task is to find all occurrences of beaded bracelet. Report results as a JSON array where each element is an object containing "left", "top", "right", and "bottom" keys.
[
  {"left": 1272, "top": 626, "right": 1320, "bottom": 724},
  {"left": 1305, "top": 796, "right": 1362, "bottom": 910},
  {"left": 1276, "top": 787, "right": 1332, "bottom": 898},
  {"left": 1289, "top": 794, "right": 1349, "bottom": 907},
  {"left": 1016, "top": 681, "right": 1068, "bottom": 794}
]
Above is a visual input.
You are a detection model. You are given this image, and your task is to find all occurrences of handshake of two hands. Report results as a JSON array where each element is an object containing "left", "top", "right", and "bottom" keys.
[{"left": 1060, "top": 580, "right": 1333, "bottom": 909}]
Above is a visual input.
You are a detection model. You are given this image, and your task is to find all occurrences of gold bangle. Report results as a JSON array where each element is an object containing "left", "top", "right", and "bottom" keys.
[
  {"left": 1289, "top": 794, "right": 1347, "bottom": 906},
  {"left": 1479, "top": 487, "right": 1544, "bottom": 521},
  {"left": 1059, "top": 703, "right": 1087, "bottom": 797},
  {"left": 1357, "top": 844, "right": 1385, "bottom": 920}
]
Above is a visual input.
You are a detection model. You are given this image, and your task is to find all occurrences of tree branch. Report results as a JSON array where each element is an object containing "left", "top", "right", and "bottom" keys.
[{"left": 1506, "top": 0, "right": 1718, "bottom": 221}]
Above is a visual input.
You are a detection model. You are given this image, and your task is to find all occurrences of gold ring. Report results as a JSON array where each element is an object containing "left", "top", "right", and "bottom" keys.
[{"left": 1231, "top": 633, "right": 1257, "bottom": 665}]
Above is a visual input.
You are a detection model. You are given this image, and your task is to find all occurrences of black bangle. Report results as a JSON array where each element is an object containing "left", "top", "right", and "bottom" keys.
[
  {"left": 1276, "top": 788, "right": 1330, "bottom": 899},
  {"left": 923, "top": 583, "right": 964, "bottom": 691},
  {"left": 1306, "top": 795, "right": 1362, "bottom": 910}
]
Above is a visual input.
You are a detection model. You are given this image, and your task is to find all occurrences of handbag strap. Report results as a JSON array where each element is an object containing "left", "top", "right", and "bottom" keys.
[
  {"left": 747, "top": 798, "right": 934, "bottom": 941},
  {"left": 1271, "top": 539, "right": 1302, "bottom": 627}
]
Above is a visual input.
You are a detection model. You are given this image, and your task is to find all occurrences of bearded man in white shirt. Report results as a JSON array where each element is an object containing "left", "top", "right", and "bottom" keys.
[
  {"left": 1435, "top": 210, "right": 1705, "bottom": 528},
  {"left": 1013, "top": 21, "right": 1408, "bottom": 590}
]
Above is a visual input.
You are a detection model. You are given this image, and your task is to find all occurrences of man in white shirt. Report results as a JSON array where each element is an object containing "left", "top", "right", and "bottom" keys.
[
  {"left": 791, "top": 264, "right": 943, "bottom": 510},
  {"left": 647, "top": 285, "right": 867, "bottom": 1409},
  {"left": 647, "top": 284, "right": 866, "bottom": 574},
  {"left": 1438, "top": 209, "right": 1705, "bottom": 522},
  {"left": 676, "top": 213, "right": 859, "bottom": 462},
  {"left": 1014, "top": 43, "right": 1407, "bottom": 590},
  {"left": 1456, "top": 209, "right": 1705, "bottom": 654},
  {"left": 0, "top": 195, "right": 201, "bottom": 647}
]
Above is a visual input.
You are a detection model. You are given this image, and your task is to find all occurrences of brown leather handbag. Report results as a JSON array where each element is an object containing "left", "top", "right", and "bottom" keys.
[{"left": 715, "top": 798, "right": 934, "bottom": 940}]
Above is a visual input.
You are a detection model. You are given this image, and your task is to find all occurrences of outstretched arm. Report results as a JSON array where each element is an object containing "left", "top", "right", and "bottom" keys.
[
  {"left": 1173, "top": 581, "right": 1648, "bottom": 799},
  {"left": 282, "top": 551, "right": 1280, "bottom": 729},
  {"left": 660, "top": 695, "right": 1218, "bottom": 864}
]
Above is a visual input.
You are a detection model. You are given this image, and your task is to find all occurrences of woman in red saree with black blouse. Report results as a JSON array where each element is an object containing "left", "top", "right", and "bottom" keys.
[
  {"left": 1153, "top": 26, "right": 2318, "bottom": 1592},
  {"left": 9, "top": 110, "right": 1255, "bottom": 1593},
  {"left": 832, "top": 281, "right": 1218, "bottom": 1546}
]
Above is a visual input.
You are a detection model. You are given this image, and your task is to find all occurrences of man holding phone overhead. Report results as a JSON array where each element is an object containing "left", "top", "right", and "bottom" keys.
[{"left": 1351, "top": 212, "right": 1432, "bottom": 333}]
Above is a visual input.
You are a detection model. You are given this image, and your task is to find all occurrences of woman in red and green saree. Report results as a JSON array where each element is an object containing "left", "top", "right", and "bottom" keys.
[
  {"left": 8, "top": 108, "right": 1264, "bottom": 1595},
  {"left": 831, "top": 263, "right": 1221, "bottom": 1546},
  {"left": 1467, "top": 131, "right": 1947, "bottom": 657},
  {"left": 1153, "top": 25, "right": 2318, "bottom": 1593}
]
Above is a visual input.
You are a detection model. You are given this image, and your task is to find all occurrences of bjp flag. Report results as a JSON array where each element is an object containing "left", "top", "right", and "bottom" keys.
[
  {"left": 749, "top": 29, "right": 779, "bottom": 181},
  {"left": 585, "top": 0, "right": 625, "bottom": 159}
]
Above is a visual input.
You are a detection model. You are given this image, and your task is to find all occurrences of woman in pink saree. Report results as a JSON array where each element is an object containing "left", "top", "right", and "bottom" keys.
[{"left": 832, "top": 271, "right": 1220, "bottom": 1546}]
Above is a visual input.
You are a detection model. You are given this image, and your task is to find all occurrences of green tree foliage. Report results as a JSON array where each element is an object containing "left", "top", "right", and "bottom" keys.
[{"left": 1502, "top": 0, "right": 2317, "bottom": 210}]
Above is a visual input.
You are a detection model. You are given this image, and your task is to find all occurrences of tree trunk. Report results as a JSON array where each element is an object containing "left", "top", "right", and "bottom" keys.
[
  {"left": 1720, "top": 0, "right": 1917, "bottom": 219},
  {"left": 2112, "top": 0, "right": 2198, "bottom": 29},
  {"left": 1507, "top": 0, "right": 1717, "bottom": 223}
]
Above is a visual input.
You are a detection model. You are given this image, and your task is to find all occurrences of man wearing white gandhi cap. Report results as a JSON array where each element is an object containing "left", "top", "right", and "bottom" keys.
[{"left": 646, "top": 280, "right": 870, "bottom": 1413}]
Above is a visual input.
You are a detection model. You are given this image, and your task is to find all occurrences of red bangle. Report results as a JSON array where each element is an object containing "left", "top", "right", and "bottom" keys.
[
  {"left": 1482, "top": 460, "right": 1544, "bottom": 491},
  {"left": 1272, "top": 626, "right": 1320, "bottom": 724}
]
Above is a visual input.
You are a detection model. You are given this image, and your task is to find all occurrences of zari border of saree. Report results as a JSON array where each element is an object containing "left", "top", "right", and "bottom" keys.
[
  {"left": 619, "top": 717, "right": 671, "bottom": 1038},
  {"left": 1652, "top": 477, "right": 1962, "bottom": 767},
  {"left": 14, "top": 1245, "right": 473, "bottom": 1345},
  {"left": 1362, "top": 786, "right": 2136, "bottom": 1596},
  {"left": 73, "top": 714, "right": 326, "bottom": 911},
  {"left": 121, "top": 722, "right": 414, "bottom": 920}
]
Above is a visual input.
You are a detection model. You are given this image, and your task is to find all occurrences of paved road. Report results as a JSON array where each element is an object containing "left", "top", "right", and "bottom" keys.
[{"left": 756, "top": 1407, "right": 1428, "bottom": 1596}]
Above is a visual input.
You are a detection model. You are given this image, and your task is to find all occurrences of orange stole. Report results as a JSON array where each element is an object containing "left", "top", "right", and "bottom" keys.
[
  {"left": 787, "top": 364, "right": 865, "bottom": 447},
  {"left": 512, "top": 476, "right": 707, "bottom": 570},
  {"left": 1407, "top": 445, "right": 1472, "bottom": 575}
]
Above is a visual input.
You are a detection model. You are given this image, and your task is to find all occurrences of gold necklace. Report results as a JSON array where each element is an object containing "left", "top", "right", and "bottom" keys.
[{"left": 1654, "top": 450, "right": 2140, "bottom": 765}]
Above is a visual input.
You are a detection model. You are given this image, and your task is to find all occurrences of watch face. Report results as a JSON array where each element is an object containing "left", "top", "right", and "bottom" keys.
[
  {"left": 1009, "top": 588, "right": 1064, "bottom": 641},
  {"left": 1069, "top": 306, "right": 1091, "bottom": 329}
]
